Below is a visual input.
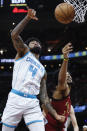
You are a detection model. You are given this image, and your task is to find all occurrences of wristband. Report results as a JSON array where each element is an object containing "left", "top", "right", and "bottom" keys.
[{"left": 64, "top": 58, "right": 69, "bottom": 61}]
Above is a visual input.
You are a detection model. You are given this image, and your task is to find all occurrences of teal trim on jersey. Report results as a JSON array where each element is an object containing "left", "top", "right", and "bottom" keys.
[
  {"left": 26, "top": 120, "right": 43, "bottom": 125},
  {"left": 11, "top": 89, "right": 37, "bottom": 99},
  {"left": 3, "top": 123, "right": 17, "bottom": 128},
  {"left": 15, "top": 51, "right": 30, "bottom": 62}
]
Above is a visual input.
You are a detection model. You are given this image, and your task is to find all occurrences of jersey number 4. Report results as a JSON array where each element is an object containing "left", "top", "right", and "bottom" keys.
[{"left": 29, "top": 65, "right": 38, "bottom": 77}]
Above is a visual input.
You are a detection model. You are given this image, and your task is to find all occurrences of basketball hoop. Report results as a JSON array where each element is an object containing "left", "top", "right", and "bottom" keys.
[{"left": 63, "top": 0, "right": 87, "bottom": 23}]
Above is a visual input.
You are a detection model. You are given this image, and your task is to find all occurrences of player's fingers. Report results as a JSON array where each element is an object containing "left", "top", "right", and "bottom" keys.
[
  {"left": 64, "top": 43, "right": 72, "bottom": 49},
  {"left": 63, "top": 49, "right": 73, "bottom": 54},
  {"left": 63, "top": 48, "right": 73, "bottom": 53},
  {"left": 31, "top": 9, "right": 35, "bottom": 13},
  {"left": 64, "top": 44, "right": 73, "bottom": 51},
  {"left": 30, "top": 10, "right": 37, "bottom": 19},
  {"left": 66, "top": 42, "right": 72, "bottom": 47},
  {"left": 32, "top": 17, "right": 38, "bottom": 20},
  {"left": 64, "top": 48, "right": 72, "bottom": 52},
  {"left": 62, "top": 45, "right": 73, "bottom": 53},
  {"left": 33, "top": 10, "right": 36, "bottom": 16},
  {"left": 64, "top": 45, "right": 73, "bottom": 50},
  {"left": 61, "top": 115, "right": 65, "bottom": 119},
  {"left": 61, "top": 116, "right": 65, "bottom": 122}
]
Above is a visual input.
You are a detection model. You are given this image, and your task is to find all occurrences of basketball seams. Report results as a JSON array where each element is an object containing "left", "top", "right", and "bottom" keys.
[
  {"left": 59, "top": 4, "right": 68, "bottom": 19},
  {"left": 55, "top": 12, "right": 67, "bottom": 20},
  {"left": 55, "top": 15, "right": 68, "bottom": 24},
  {"left": 67, "top": 4, "right": 75, "bottom": 21},
  {"left": 57, "top": 4, "right": 69, "bottom": 23},
  {"left": 66, "top": 3, "right": 71, "bottom": 23},
  {"left": 59, "top": 3, "right": 74, "bottom": 22},
  {"left": 67, "top": 4, "right": 73, "bottom": 22},
  {"left": 55, "top": 4, "right": 68, "bottom": 23},
  {"left": 55, "top": 2, "right": 75, "bottom": 24},
  {"left": 70, "top": 6, "right": 75, "bottom": 19}
]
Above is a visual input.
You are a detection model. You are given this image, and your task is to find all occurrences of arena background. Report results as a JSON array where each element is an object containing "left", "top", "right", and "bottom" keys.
[{"left": 0, "top": 0, "right": 87, "bottom": 130}]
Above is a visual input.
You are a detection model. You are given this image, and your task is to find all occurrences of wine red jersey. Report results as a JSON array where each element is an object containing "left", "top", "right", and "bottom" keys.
[{"left": 45, "top": 95, "right": 71, "bottom": 131}]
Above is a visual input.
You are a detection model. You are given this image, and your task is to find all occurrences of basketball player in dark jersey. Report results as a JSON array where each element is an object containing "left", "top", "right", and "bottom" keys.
[{"left": 43, "top": 43, "right": 73, "bottom": 131}]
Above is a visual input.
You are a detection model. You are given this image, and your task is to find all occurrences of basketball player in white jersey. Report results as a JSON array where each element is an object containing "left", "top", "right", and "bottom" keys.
[{"left": 1, "top": 7, "right": 65, "bottom": 131}]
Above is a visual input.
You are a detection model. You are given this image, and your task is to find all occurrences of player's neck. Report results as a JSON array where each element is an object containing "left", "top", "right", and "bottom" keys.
[{"left": 33, "top": 53, "right": 39, "bottom": 59}]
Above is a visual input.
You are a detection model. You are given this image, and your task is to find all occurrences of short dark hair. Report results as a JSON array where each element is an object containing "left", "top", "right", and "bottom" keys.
[{"left": 25, "top": 37, "right": 42, "bottom": 46}]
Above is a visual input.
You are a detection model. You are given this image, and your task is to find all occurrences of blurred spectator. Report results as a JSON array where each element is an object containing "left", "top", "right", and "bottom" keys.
[{"left": 83, "top": 125, "right": 87, "bottom": 131}]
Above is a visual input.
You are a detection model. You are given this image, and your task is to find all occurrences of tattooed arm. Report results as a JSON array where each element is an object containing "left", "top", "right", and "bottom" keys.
[
  {"left": 11, "top": 8, "right": 38, "bottom": 56},
  {"left": 40, "top": 72, "right": 65, "bottom": 122}
]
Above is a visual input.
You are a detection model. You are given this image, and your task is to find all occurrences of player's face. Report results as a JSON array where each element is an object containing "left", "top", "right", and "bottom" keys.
[
  {"left": 29, "top": 41, "right": 42, "bottom": 55},
  {"left": 66, "top": 72, "right": 72, "bottom": 83}
]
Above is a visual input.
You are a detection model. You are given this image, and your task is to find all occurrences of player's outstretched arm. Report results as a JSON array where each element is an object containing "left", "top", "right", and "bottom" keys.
[
  {"left": 40, "top": 72, "right": 65, "bottom": 122},
  {"left": 11, "top": 7, "right": 38, "bottom": 54},
  {"left": 70, "top": 105, "right": 79, "bottom": 131},
  {"left": 58, "top": 43, "right": 73, "bottom": 90}
]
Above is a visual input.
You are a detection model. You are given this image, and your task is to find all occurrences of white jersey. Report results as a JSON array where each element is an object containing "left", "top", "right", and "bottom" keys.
[{"left": 12, "top": 51, "right": 45, "bottom": 95}]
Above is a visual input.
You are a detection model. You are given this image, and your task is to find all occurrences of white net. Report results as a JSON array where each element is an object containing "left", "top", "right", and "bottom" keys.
[{"left": 64, "top": 0, "right": 87, "bottom": 23}]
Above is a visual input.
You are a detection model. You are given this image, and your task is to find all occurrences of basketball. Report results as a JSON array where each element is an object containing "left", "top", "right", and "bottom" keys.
[{"left": 54, "top": 2, "right": 75, "bottom": 24}]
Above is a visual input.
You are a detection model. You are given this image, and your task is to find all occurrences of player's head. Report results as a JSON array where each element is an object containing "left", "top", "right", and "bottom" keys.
[{"left": 25, "top": 37, "right": 42, "bottom": 55}]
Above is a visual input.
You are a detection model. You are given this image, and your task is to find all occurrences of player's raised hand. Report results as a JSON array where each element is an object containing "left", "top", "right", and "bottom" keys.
[
  {"left": 26, "top": 6, "right": 38, "bottom": 20},
  {"left": 62, "top": 43, "right": 73, "bottom": 58}
]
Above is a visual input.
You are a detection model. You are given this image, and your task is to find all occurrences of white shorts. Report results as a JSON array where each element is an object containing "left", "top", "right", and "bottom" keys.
[{"left": 1, "top": 92, "right": 44, "bottom": 128}]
